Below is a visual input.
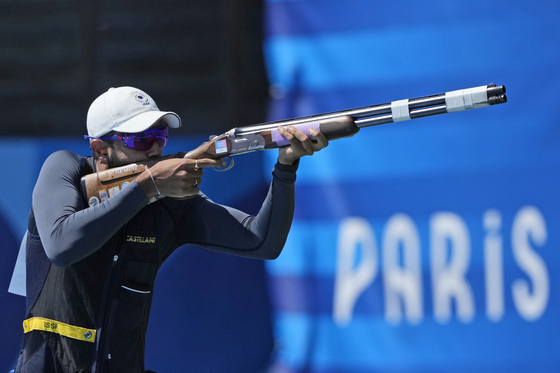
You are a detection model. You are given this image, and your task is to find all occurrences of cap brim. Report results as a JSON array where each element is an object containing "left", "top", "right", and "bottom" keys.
[{"left": 111, "top": 111, "right": 181, "bottom": 133}]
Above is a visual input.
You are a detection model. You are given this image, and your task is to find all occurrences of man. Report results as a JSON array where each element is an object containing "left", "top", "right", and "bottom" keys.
[{"left": 14, "top": 86, "right": 328, "bottom": 372}]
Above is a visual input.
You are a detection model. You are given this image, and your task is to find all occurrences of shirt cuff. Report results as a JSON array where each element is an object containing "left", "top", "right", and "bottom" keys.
[{"left": 273, "top": 159, "right": 300, "bottom": 183}]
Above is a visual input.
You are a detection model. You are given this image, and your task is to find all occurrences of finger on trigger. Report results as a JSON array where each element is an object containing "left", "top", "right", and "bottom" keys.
[{"left": 198, "top": 158, "right": 226, "bottom": 169}]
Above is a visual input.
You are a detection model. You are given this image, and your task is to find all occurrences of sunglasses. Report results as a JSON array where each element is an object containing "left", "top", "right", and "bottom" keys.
[{"left": 84, "top": 127, "right": 169, "bottom": 151}]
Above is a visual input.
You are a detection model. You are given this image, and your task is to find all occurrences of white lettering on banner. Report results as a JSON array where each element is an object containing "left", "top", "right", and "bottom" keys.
[
  {"left": 382, "top": 214, "right": 423, "bottom": 325},
  {"left": 333, "top": 218, "right": 378, "bottom": 326},
  {"left": 430, "top": 212, "right": 475, "bottom": 324},
  {"left": 484, "top": 209, "right": 504, "bottom": 321},
  {"left": 332, "top": 205, "right": 549, "bottom": 326},
  {"left": 511, "top": 206, "right": 549, "bottom": 321}
]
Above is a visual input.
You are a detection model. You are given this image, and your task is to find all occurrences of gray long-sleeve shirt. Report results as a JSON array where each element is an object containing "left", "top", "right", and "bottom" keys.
[
  {"left": 33, "top": 150, "right": 298, "bottom": 267},
  {"left": 23, "top": 149, "right": 298, "bottom": 371}
]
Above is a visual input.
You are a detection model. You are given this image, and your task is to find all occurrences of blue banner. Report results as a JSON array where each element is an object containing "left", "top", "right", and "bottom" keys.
[{"left": 263, "top": 0, "right": 560, "bottom": 372}]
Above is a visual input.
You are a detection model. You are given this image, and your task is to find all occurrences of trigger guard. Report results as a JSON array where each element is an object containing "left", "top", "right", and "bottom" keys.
[{"left": 213, "top": 157, "right": 234, "bottom": 172}]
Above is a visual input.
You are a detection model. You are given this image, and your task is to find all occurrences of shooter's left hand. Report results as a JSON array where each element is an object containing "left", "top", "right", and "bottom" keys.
[{"left": 276, "top": 125, "right": 329, "bottom": 165}]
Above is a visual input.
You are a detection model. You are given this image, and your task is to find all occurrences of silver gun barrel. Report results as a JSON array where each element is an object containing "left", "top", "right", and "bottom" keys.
[{"left": 233, "top": 83, "right": 506, "bottom": 135}]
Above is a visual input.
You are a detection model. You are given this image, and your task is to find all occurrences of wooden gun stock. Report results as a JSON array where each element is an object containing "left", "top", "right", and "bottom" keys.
[{"left": 80, "top": 154, "right": 182, "bottom": 207}]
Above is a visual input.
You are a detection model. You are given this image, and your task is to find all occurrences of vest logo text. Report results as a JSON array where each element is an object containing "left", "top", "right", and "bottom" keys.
[{"left": 126, "top": 235, "right": 156, "bottom": 244}]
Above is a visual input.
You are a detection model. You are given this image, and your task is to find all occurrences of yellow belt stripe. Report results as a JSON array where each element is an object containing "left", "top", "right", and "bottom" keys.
[{"left": 23, "top": 317, "right": 96, "bottom": 343}]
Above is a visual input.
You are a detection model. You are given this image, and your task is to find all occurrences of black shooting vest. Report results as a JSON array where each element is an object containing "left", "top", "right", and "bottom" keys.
[{"left": 22, "top": 156, "right": 185, "bottom": 372}]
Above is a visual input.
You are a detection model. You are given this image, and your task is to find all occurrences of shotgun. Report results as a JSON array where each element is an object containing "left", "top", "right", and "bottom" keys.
[{"left": 81, "top": 83, "right": 507, "bottom": 206}]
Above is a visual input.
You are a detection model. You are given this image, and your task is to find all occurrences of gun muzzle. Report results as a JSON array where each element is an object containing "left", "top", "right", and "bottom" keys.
[
  {"left": 487, "top": 84, "right": 507, "bottom": 104},
  {"left": 488, "top": 94, "right": 507, "bottom": 105}
]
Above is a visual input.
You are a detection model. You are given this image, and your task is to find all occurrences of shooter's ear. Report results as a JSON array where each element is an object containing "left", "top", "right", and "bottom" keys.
[{"left": 91, "top": 139, "right": 109, "bottom": 160}]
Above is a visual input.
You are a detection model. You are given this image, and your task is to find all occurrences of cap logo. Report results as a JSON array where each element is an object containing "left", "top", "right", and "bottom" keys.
[{"left": 132, "top": 92, "right": 150, "bottom": 106}]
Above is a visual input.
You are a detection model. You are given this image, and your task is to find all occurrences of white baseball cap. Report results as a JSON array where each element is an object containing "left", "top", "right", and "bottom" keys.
[{"left": 86, "top": 86, "right": 182, "bottom": 137}]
